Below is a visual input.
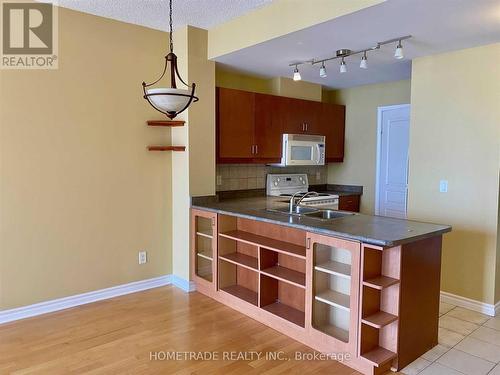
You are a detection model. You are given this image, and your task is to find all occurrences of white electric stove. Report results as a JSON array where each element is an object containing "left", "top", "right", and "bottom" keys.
[{"left": 266, "top": 174, "right": 339, "bottom": 209}]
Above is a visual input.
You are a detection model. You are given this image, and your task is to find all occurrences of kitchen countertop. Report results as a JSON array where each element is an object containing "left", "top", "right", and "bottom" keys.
[{"left": 192, "top": 195, "right": 451, "bottom": 247}]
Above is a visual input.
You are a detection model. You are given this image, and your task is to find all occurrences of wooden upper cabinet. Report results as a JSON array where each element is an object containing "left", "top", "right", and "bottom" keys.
[
  {"left": 254, "top": 93, "right": 283, "bottom": 160},
  {"left": 321, "top": 103, "right": 345, "bottom": 162},
  {"left": 282, "top": 97, "right": 321, "bottom": 134},
  {"left": 216, "top": 87, "right": 345, "bottom": 163},
  {"left": 217, "top": 87, "right": 255, "bottom": 159}
]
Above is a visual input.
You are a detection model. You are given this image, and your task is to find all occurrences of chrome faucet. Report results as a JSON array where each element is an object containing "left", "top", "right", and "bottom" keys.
[
  {"left": 289, "top": 191, "right": 305, "bottom": 214},
  {"left": 289, "top": 191, "right": 319, "bottom": 214},
  {"left": 296, "top": 191, "right": 319, "bottom": 206}
]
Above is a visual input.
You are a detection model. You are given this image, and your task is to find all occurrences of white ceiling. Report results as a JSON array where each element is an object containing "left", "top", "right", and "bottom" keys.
[
  {"left": 215, "top": 0, "right": 500, "bottom": 89},
  {"left": 55, "top": 0, "right": 274, "bottom": 31}
]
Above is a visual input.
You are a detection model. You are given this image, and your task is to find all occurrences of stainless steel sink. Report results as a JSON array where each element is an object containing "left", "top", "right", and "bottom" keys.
[
  {"left": 268, "top": 206, "right": 319, "bottom": 215},
  {"left": 266, "top": 207, "right": 355, "bottom": 221},
  {"left": 303, "top": 210, "right": 355, "bottom": 220}
]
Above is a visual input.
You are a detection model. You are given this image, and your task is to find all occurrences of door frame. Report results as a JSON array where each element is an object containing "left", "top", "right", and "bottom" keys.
[{"left": 375, "top": 104, "right": 411, "bottom": 216}]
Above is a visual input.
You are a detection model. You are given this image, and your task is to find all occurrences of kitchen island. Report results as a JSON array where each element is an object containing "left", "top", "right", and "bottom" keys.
[{"left": 190, "top": 195, "right": 451, "bottom": 375}]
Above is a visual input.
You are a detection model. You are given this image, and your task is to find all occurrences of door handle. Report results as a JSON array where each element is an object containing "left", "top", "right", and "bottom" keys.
[{"left": 306, "top": 238, "right": 311, "bottom": 249}]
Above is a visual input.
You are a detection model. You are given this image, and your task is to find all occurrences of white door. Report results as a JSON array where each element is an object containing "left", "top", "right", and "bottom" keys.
[{"left": 376, "top": 105, "right": 410, "bottom": 218}]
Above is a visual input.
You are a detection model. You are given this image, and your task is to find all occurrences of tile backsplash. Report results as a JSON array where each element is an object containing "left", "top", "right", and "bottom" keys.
[{"left": 216, "top": 164, "right": 328, "bottom": 191}]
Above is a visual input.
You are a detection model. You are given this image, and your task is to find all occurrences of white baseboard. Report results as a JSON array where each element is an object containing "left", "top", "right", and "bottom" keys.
[
  {"left": 441, "top": 291, "right": 497, "bottom": 317},
  {"left": 0, "top": 274, "right": 194, "bottom": 325},
  {"left": 171, "top": 274, "right": 196, "bottom": 292}
]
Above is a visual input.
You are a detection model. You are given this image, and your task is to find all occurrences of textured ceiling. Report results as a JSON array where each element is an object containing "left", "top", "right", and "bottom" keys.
[{"left": 55, "top": 0, "right": 274, "bottom": 31}]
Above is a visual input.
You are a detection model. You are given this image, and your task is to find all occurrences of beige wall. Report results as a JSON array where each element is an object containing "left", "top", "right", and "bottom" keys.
[
  {"left": 0, "top": 8, "right": 172, "bottom": 310},
  {"left": 208, "top": 0, "right": 384, "bottom": 58},
  {"left": 326, "top": 80, "right": 411, "bottom": 214},
  {"left": 216, "top": 69, "right": 273, "bottom": 94},
  {"left": 216, "top": 68, "right": 323, "bottom": 101},
  {"left": 408, "top": 43, "right": 500, "bottom": 304}
]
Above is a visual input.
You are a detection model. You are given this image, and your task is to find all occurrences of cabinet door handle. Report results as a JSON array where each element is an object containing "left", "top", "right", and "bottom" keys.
[
  {"left": 306, "top": 238, "right": 311, "bottom": 249},
  {"left": 306, "top": 123, "right": 309, "bottom": 131},
  {"left": 255, "top": 145, "right": 258, "bottom": 154},
  {"left": 251, "top": 145, "right": 254, "bottom": 154},
  {"left": 211, "top": 217, "right": 215, "bottom": 226}
]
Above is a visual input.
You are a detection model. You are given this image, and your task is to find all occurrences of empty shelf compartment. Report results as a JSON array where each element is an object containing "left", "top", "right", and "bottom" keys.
[
  {"left": 221, "top": 285, "right": 258, "bottom": 306},
  {"left": 363, "top": 276, "right": 399, "bottom": 290},
  {"left": 219, "top": 230, "right": 306, "bottom": 258},
  {"left": 362, "top": 311, "right": 398, "bottom": 329},
  {"left": 219, "top": 252, "right": 258, "bottom": 270},
  {"left": 361, "top": 347, "right": 397, "bottom": 367}
]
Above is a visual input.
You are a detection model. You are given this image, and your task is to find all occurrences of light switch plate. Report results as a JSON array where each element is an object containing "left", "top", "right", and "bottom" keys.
[
  {"left": 216, "top": 175, "right": 222, "bottom": 186},
  {"left": 439, "top": 180, "right": 448, "bottom": 193},
  {"left": 316, "top": 171, "right": 321, "bottom": 181}
]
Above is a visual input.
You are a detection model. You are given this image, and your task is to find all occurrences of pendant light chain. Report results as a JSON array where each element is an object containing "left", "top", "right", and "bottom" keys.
[{"left": 169, "top": 0, "right": 174, "bottom": 53}]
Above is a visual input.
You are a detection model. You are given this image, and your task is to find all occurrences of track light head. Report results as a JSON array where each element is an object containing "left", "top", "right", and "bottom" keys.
[
  {"left": 339, "top": 58, "right": 347, "bottom": 73},
  {"left": 360, "top": 52, "right": 368, "bottom": 69},
  {"left": 293, "top": 66, "right": 301, "bottom": 81},
  {"left": 319, "top": 63, "right": 327, "bottom": 78},
  {"left": 394, "top": 40, "right": 404, "bottom": 59}
]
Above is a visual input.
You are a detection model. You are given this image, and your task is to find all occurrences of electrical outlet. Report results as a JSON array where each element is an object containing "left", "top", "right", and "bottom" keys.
[
  {"left": 138, "top": 251, "right": 147, "bottom": 265},
  {"left": 316, "top": 171, "right": 321, "bottom": 181},
  {"left": 439, "top": 180, "right": 448, "bottom": 193},
  {"left": 216, "top": 175, "right": 222, "bottom": 186}
]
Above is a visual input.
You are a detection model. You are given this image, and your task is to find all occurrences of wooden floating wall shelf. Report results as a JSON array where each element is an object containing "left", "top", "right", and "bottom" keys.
[
  {"left": 147, "top": 120, "right": 186, "bottom": 152},
  {"left": 147, "top": 120, "right": 185, "bottom": 127},
  {"left": 147, "top": 146, "right": 185, "bottom": 152}
]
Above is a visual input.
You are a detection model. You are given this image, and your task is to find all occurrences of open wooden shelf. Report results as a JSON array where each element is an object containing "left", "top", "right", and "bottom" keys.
[
  {"left": 315, "top": 290, "right": 350, "bottom": 311},
  {"left": 196, "top": 251, "right": 213, "bottom": 261},
  {"left": 314, "top": 260, "right": 351, "bottom": 279},
  {"left": 148, "top": 146, "right": 186, "bottom": 151},
  {"left": 261, "top": 265, "right": 305, "bottom": 288},
  {"left": 221, "top": 285, "right": 258, "bottom": 306},
  {"left": 219, "top": 252, "right": 258, "bottom": 271},
  {"left": 361, "top": 347, "right": 397, "bottom": 367},
  {"left": 147, "top": 120, "right": 185, "bottom": 127},
  {"left": 262, "top": 302, "right": 305, "bottom": 327},
  {"left": 362, "top": 311, "right": 398, "bottom": 329},
  {"left": 219, "top": 230, "right": 306, "bottom": 258},
  {"left": 363, "top": 276, "right": 399, "bottom": 290}
]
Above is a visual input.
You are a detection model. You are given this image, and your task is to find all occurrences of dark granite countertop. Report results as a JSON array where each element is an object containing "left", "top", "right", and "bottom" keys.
[{"left": 192, "top": 196, "right": 451, "bottom": 247}]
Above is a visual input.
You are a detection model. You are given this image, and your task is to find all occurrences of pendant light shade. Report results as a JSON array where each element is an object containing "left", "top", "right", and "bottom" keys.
[{"left": 142, "top": 0, "right": 198, "bottom": 119}]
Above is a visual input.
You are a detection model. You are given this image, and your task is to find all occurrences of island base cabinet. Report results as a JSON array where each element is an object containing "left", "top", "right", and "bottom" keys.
[{"left": 190, "top": 209, "right": 445, "bottom": 375}]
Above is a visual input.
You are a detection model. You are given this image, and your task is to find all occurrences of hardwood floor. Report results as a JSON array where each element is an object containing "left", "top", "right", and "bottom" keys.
[{"left": 0, "top": 286, "right": 361, "bottom": 374}]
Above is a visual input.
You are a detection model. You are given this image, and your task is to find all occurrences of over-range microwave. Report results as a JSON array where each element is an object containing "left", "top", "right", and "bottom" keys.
[{"left": 274, "top": 134, "right": 326, "bottom": 167}]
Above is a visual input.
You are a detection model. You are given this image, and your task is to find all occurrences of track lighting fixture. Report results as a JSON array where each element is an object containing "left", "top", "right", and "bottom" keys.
[
  {"left": 360, "top": 52, "right": 368, "bottom": 69},
  {"left": 394, "top": 40, "right": 404, "bottom": 59},
  {"left": 339, "top": 58, "right": 347, "bottom": 73},
  {"left": 319, "top": 63, "right": 327, "bottom": 78},
  {"left": 293, "top": 65, "right": 301, "bottom": 81},
  {"left": 288, "top": 35, "right": 411, "bottom": 81}
]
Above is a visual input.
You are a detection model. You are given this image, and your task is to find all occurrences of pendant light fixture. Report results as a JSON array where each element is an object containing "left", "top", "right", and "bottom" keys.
[
  {"left": 339, "top": 57, "right": 347, "bottom": 73},
  {"left": 142, "top": 0, "right": 198, "bottom": 119}
]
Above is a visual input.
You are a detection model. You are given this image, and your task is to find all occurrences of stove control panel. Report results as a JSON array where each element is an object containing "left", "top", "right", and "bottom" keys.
[{"left": 266, "top": 174, "right": 309, "bottom": 196}]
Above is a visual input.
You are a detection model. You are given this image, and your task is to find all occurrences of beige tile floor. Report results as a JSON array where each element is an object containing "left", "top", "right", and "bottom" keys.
[{"left": 399, "top": 303, "right": 500, "bottom": 375}]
